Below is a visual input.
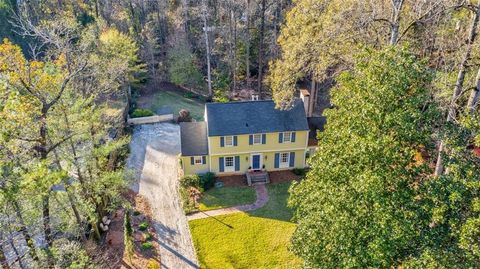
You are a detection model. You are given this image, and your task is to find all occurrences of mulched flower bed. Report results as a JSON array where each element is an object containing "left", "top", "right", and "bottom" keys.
[
  {"left": 99, "top": 190, "right": 161, "bottom": 268},
  {"left": 216, "top": 175, "right": 249, "bottom": 187},
  {"left": 268, "top": 170, "right": 303, "bottom": 184},
  {"left": 216, "top": 170, "right": 303, "bottom": 187}
]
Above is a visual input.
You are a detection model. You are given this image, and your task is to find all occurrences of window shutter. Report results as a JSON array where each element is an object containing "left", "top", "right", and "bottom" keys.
[
  {"left": 262, "top": 134, "right": 266, "bottom": 144},
  {"left": 234, "top": 136, "right": 238, "bottom": 146},
  {"left": 278, "top": 133, "right": 283, "bottom": 143},
  {"left": 249, "top": 135, "right": 253, "bottom": 145},
  {"left": 235, "top": 156, "right": 240, "bottom": 171},
  {"left": 219, "top": 157, "right": 224, "bottom": 172},
  {"left": 274, "top": 153, "right": 280, "bottom": 168},
  {"left": 289, "top": 152, "right": 295, "bottom": 167},
  {"left": 202, "top": 156, "right": 206, "bottom": 164},
  {"left": 220, "top": 137, "right": 225, "bottom": 147},
  {"left": 190, "top": 157, "right": 194, "bottom": 165},
  {"left": 291, "top": 132, "right": 296, "bottom": 142}
]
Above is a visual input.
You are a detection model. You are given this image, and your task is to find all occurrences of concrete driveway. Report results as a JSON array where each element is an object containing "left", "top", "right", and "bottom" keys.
[{"left": 127, "top": 123, "right": 198, "bottom": 269}]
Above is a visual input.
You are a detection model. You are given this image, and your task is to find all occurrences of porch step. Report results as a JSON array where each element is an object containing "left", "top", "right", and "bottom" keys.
[{"left": 246, "top": 171, "right": 269, "bottom": 186}]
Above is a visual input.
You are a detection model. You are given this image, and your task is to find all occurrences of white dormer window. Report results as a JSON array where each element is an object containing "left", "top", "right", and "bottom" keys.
[
  {"left": 253, "top": 134, "right": 262, "bottom": 144},
  {"left": 251, "top": 94, "right": 259, "bottom": 101},
  {"left": 194, "top": 156, "right": 203, "bottom": 165},
  {"left": 283, "top": 132, "right": 292, "bottom": 143},
  {"left": 225, "top": 136, "right": 234, "bottom": 147}
]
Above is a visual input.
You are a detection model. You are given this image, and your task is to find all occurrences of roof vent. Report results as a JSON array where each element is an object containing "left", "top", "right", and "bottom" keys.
[{"left": 245, "top": 123, "right": 249, "bottom": 127}]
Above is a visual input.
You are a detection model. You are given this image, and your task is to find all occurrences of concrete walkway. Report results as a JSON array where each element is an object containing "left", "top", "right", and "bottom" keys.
[
  {"left": 128, "top": 123, "right": 199, "bottom": 269},
  {"left": 187, "top": 184, "right": 268, "bottom": 221}
]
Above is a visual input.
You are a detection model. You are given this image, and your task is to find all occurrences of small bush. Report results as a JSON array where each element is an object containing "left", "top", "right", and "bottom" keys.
[
  {"left": 292, "top": 168, "right": 307, "bottom": 176},
  {"left": 144, "top": 233, "right": 153, "bottom": 241},
  {"left": 180, "top": 186, "right": 197, "bottom": 213},
  {"left": 183, "top": 92, "right": 196, "bottom": 99},
  {"left": 141, "top": 242, "right": 154, "bottom": 250},
  {"left": 131, "top": 108, "right": 154, "bottom": 118},
  {"left": 180, "top": 175, "right": 201, "bottom": 189},
  {"left": 200, "top": 172, "right": 216, "bottom": 191},
  {"left": 138, "top": 222, "right": 149, "bottom": 231},
  {"left": 124, "top": 212, "right": 134, "bottom": 263},
  {"left": 177, "top": 109, "right": 192, "bottom": 123},
  {"left": 147, "top": 260, "right": 160, "bottom": 269},
  {"left": 213, "top": 89, "right": 229, "bottom": 103}
]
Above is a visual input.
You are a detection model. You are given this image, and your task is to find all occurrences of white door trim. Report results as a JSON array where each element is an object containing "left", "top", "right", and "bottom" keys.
[{"left": 250, "top": 153, "right": 263, "bottom": 170}]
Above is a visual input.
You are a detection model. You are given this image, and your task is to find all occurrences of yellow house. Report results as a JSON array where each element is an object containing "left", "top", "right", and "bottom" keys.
[{"left": 180, "top": 99, "right": 315, "bottom": 184}]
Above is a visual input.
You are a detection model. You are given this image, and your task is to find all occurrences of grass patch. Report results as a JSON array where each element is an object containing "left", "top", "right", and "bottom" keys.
[
  {"left": 141, "top": 242, "right": 153, "bottom": 251},
  {"left": 189, "top": 182, "right": 301, "bottom": 269},
  {"left": 131, "top": 108, "right": 154, "bottom": 118},
  {"left": 139, "top": 90, "right": 205, "bottom": 121},
  {"left": 138, "top": 222, "right": 148, "bottom": 231},
  {"left": 198, "top": 187, "right": 256, "bottom": 211}
]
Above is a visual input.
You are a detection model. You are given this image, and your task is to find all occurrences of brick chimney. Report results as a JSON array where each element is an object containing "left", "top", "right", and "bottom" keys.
[{"left": 300, "top": 89, "right": 312, "bottom": 117}]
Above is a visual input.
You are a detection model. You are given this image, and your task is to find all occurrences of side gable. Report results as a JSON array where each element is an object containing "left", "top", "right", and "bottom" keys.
[{"left": 180, "top": 122, "right": 209, "bottom": 156}]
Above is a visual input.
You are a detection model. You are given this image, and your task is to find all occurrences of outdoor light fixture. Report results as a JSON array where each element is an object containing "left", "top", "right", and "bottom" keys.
[{"left": 246, "top": 156, "right": 249, "bottom": 161}]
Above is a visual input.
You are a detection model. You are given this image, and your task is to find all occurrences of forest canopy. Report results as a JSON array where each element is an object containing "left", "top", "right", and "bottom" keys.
[{"left": 0, "top": 0, "right": 480, "bottom": 268}]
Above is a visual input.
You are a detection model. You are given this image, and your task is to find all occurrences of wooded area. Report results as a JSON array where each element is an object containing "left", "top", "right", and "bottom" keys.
[
  {"left": 0, "top": 0, "right": 480, "bottom": 268},
  {"left": 272, "top": 0, "right": 480, "bottom": 268}
]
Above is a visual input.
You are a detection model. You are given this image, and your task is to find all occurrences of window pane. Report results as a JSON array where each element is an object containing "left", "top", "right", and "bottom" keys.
[
  {"left": 283, "top": 132, "right": 291, "bottom": 142},
  {"left": 281, "top": 153, "right": 289, "bottom": 163},
  {"left": 253, "top": 134, "right": 262, "bottom": 144},
  {"left": 225, "top": 157, "right": 234, "bottom": 167},
  {"left": 225, "top": 136, "right": 233, "bottom": 146},
  {"left": 194, "top": 156, "right": 202, "bottom": 164}
]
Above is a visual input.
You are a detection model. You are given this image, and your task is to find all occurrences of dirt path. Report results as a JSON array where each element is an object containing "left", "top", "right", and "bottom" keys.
[
  {"left": 127, "top": 123, "right": 199, "bottom": 269},
  {"left": 187, "top": 184, "right": 268, "bottom": 221}
]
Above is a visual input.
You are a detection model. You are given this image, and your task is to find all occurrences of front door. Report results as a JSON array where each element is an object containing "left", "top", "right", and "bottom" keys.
[{"left": 252, "top": 154, "right": 261, "bottom": 170}]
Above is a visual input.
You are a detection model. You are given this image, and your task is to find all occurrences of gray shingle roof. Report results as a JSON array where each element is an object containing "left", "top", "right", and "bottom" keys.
[
  {"left": 180, "top": 122, "right": 208, "bottom": 156},
  {"left": 205, "top": 99, "right": 309, "bottom": 136}
]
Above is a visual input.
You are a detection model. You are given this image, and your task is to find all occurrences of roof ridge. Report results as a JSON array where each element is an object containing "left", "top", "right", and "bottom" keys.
[{"left": 205, "top": 99, "right": 274, "bottom": 106}]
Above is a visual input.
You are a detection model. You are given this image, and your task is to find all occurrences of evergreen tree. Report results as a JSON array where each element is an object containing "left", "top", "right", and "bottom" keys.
[{"left": 289, "top": 47, "right": 439, "bottom": 268}]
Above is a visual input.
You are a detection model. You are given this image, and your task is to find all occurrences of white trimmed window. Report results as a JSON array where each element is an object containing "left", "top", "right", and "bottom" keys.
[
  {"left": 225, "top": 136, "right": 234, "bottom": 147},
  {"left": 225, "top": 156, "right": 235, "bottom": 172},
  {"left": 253, "top": 134, "right": 262, "bottom": 144},
  {"left": 283, "top": 132, "right": 292, "bottom": 143},
  {"left": 194, "top": 156, "right": 203, "bottom": 165},
  {"left": 280, "top": 152, "right": 290, "bottom": 168}
]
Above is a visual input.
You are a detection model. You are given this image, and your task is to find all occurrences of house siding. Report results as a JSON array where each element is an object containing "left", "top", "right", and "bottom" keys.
[
  {"left": 208, "top": 131, "right": 309, "bottom": 156},
  {"left": 209, "top": 149, "right": 306, "bottom": 175},
  {"left": 181, "top": 156, "right": 209, "bottom": 175}
]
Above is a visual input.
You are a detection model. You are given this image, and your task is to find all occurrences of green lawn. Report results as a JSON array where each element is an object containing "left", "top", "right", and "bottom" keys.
[
  {"left": 198, "top": 186, "right": 256, "bottom": 211},
  {"left": 137, "top": 90, "right": 205, "bottom": 121},
  {"left": 189, "top": 183, "right": 302, "bottom": 269}
]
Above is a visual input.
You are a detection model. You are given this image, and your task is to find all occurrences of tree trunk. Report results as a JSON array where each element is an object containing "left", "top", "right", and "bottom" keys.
[
  {"left": 435, "top": 5, "right": 480, "bottom": 176},
  {"left": 233, "top": 10, "right": 238, "bottom": 93},
  {"left": 229, "top": 7, "right": 237, "bottom": 94},
  {"left": 202, "top": 0, "right": 213, "bottom": 99},
  {"left": 66, "top": 189, "right": 86, "bottom": 241},
  {"left": 390, "top": 0, "right": 404, "bottom": 45},
  {"left": 8, "top": 238, "right": 25, "bottom": 269},
  {"left": 245, "top": 0, "right": 251, "bottom": 87},
  {"left": 11, "top": 201, "right": 38, "bottom": 263},
  {"left": 257, "top": 0, "right": 267, "bottom": 96},
  {"left": 52, "top": 147, "right": 87, "bottom": 242},
  {"left": 309, "top": 80, "right": 318, "bottom": 117},
  {"left": 0, "top": 239, "right": 9, "bottom": 269},
  {"left": 467, "top": 67, "right": 480, "bottom": 113}
]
